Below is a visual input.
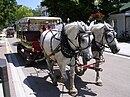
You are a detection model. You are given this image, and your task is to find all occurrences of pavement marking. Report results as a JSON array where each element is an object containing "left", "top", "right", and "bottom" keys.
[
  {"left": 5, "top": 39, "right": 36, "bottom": 97},
  {"left": 105, "top": 52, "right": 130, "bottom": 59},
  {"left": 5, "top": 38, "right": 12, "bottom": 53}
]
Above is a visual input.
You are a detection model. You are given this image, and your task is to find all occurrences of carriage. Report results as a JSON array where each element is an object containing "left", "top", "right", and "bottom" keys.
[
  {"left": 5, "top": 27, "right": 15, "bottom": 38},
  {"left": 16, "top": 16, "right": 120, "bottom": 95},
  {"left": 15, "top": 17, "right": 62, "bottom": 66}
]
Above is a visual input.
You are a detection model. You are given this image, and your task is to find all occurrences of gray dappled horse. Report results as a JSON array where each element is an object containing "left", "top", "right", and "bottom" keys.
[
  {"left": 40, "top": 21, "right": 93, "bottom": 94},
  {"left": 88, "top": 21, "right": 120, "bottom": 86}
]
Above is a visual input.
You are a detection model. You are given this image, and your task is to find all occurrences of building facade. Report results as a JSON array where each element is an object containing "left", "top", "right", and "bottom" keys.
[{"left": 109, "top": 2, "right": 130, "bottom": 39}]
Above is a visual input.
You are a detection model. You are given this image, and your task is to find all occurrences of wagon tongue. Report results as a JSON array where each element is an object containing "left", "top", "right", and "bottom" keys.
[{"left": 78, "top": 58, "right": 105, "bottom": 72}]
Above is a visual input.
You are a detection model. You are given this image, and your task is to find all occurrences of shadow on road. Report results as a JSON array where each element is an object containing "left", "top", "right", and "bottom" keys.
[
  {"left": 5, "top": 53, "right": 25, "bottom": 67},
  {"left": 24, "top": 75, "right": 61, "bottom": 97},
  {"left": 5, "top": 52, "right": 46, "bottom": 67},
  {"left": 24, "top": 73, "right": 97, "bottom": 97},
  {"left": 75, "top": 76, "right": 97, "bottom": 97},
  {"left": 5, "top": 52, "right": 97, "bottom": 97},
  {"left": 11, "top": 42, "right": 20, "bottom": 46}
]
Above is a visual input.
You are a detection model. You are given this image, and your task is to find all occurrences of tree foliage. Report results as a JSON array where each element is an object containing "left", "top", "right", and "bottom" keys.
[
  {"left": 0, "top": 0, "right": 17, "bottom": 30},
  {"left": 41, "top": 0, "right": 130, "bottom": 22},
  {"left": 15, "top": 6, "right": 34, "bottom": 21},
  {"left": 0, "top": 0, "right": 42, "bottom": 30},
  {"left": 32, "top": 5, "right": 42, "bottom": 16},
  {"left": 41, "top": 0, "right": 94, "bottom": 22}
]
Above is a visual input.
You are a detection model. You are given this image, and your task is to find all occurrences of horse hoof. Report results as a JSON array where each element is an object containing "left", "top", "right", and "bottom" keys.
[
  {"left": 96, "top": 80, "right": 103, "bottom": 86},
  {"left": 96, "top": 82, "right": 103, "bottom": 86},
  {"left": 69, "top": 88, "right": 78, "bottom": 96},
  {"left": 52, "top": 81, "right": 58, "bottom": 86}
]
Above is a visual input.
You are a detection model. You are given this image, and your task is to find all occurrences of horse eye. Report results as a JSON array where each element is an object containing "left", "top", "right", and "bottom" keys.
[
  {"left": 107, "top": 34, "right": 111, "bottom": 38},
  {"left": 81, "top": 38, "right": 85, "bottom": 42}
]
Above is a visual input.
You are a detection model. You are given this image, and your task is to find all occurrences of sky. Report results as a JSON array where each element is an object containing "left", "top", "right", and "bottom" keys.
[{"left": 16, "top": 0, "right": 42, "bottom": 9}]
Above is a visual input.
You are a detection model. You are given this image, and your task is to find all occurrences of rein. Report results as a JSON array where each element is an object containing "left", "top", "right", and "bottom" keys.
[{"left": 41, "top": 30, "right": 61, "bottom": 59}]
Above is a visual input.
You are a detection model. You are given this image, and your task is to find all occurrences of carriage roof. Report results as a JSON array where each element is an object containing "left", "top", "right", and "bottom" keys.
[{"left": 15, "top": 17, "right": 62, "bottom": 24}]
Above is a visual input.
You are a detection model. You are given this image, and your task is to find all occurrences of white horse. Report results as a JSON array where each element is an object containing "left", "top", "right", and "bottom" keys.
[
  {"left": 40, "top": 21, "right": 93, "bottom": 94},
  {"left": 88, "top": 21, "right": 120, "bottom": 86}
]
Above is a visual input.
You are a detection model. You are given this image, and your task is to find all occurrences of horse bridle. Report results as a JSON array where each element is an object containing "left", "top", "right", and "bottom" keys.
[
  {"left": 76, "top": 30, "right": 92, "bottom": 51},
  {"left": 60, "top": 26, "right": 92, "bottom": 58},
  {"left": 104, "top": 29, "right": 117, "bottom": 46},
  {"left": 93, "top": 27, "right": 117, "bottom": 49}
]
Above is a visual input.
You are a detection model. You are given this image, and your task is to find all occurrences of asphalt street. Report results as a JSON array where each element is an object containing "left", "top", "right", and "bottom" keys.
[{"left": 0, "top": 36, "right": 130, "bottom": 97}]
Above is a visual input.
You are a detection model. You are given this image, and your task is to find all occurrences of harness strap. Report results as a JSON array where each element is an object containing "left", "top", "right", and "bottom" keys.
[
  {"left": 60, "top": 26, "right": 75, "bottom": 58},
  {"left": 41, "top": 30, "right": 61, "bottom": 59},
  {"left": 47, "top": 44, "right": 61, "bottom": 59},
  {"left": 41, "top": 30, "right": 50, "bottom": 49}
]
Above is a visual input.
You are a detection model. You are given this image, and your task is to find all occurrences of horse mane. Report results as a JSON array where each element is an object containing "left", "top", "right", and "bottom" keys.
[
  {"left": 90, "top": 23, "right": 104, "bottom": 33},
  {"left": 89, "top": 21, "right": 115, "bottom": 33},
  {"left": 64, "top": 21, "right": 88, "bottom": 34}
]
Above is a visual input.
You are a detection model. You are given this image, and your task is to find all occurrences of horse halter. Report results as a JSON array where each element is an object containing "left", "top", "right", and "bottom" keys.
[
  {"left": 93, "top": 26, "right": 117, "bottom": 50},
  {"left": 74, "top": 21, "right": 93, "bottom": 51},
  {"left": 104, "top": 29, "right": 117, "bottom": 46},
  {"left": 60, "top": 25, "right": 92, "bottom": 58},
  {"left": 76, "top": 30, "right": 92, "bottom": 51}
]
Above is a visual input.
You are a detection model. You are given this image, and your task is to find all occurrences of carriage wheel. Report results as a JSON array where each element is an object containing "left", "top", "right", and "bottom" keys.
[
  {"left": 75, "top": 65, "right": 87, "bottom": 76},
  {"left": 25, "top": 61, "right": 33, "bottom": 67},
  {"left": 17, "top": 43, "right": 22, "bottom": 54}
]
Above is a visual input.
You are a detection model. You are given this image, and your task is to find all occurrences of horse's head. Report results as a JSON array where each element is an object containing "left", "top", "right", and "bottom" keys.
[
  {"left": 90, "top": 21, "right": 120, "bottom": 54},
  {"left": 64, "top": 21, "right": 93, "bottom": 61},
  {"left": 103, "top": 22, "right": 120, "bottom": 53}
]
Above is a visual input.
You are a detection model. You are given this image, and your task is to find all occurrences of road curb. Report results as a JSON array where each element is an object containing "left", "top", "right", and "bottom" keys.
[
  {"left": 0, "top": 44, "right": 10, "bottom": 97},
  {"left": 5, "top": 39, "right": 36, "bottom": 97}
]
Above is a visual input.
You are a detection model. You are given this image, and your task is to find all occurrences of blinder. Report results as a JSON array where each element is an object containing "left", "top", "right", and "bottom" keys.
[
  {"left": 77, "top": 30, "right": 92, "bottom": 51},
  {"left": 104, "top": 29, "right": 117, "bottom": 46},
  {"left": 92, "top": 28, "right": 116, "bottom": 52}
]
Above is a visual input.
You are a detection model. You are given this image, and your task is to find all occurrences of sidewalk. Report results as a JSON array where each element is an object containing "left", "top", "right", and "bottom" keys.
[
  {"left": 105, "top": 42, "right": 130, "bottom": 57},
  {"left": 0, "top": 43, "right": 7, "bottom": 97}
]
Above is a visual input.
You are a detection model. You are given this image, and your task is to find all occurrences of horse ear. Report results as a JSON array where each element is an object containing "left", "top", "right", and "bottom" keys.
[
  {"left": 111, "top": 20, "right": 114, "bottom": 28},
  {"left": 89, "top": 21, "right": 95, "bottom": 30}
]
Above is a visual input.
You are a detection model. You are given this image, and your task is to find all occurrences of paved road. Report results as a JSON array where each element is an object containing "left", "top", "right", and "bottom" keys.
[{"left": 3, "top": 37, "right": 130, "bottom": 97}]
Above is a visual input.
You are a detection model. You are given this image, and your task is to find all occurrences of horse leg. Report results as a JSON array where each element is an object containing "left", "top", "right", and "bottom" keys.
[
  {"left": 95, "top": 59, "right": 103, "bottom": 86},
  {"left": 58, "top": 63, "right": 68, "bottom": 83},
  {"left": 69, "top": 65, "right": 78, "bottom": 95},
  {"left": 46, "top": 59, "right": 57, "bottom": 86},
  {"left": 75, "top": 56, "right": 87, "bottom": 76}
]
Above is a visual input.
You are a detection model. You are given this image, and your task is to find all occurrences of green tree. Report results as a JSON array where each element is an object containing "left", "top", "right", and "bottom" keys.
[
  {"left": 41, "top": 0, "right": 130, "bottom": 22},
  {"left": 15, "top": 6, "right": 34, "bottom": 21},
  {"left": 0, "top": 0, "right": 17, "bottom": 30},
  {"left": 32, "top": 5, "right": 42, "bottom": 16},
  {"left": 41, "top": 0, "right": 99, "bottom": 22}
]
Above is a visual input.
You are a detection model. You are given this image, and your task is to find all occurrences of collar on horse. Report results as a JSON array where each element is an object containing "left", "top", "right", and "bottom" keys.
[{"left": 60, "top": 24, "right": 76, "bottom": 58}]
